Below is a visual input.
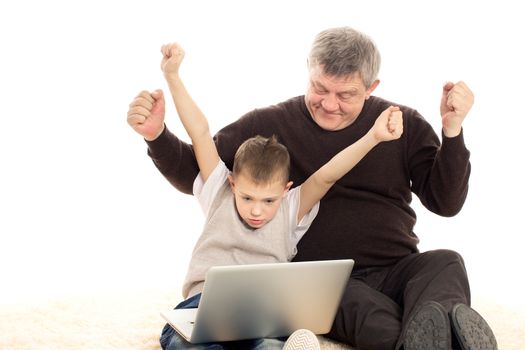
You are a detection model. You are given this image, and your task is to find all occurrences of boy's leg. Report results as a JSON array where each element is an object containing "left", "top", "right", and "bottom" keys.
[
  {"left": 160, "top": 293, "right": 286, "bottom": 350},
  {"left": 160, "top": 294, "right": 230, "bottom": 350},
  {"left": 160, "top": 323, "right": 230, "bottom": 350},
  {"left": 161, "top": 323, "right": 286, "bottom": 350},
  {"left": 239, "top": 329, "right": 321, "bottom": 350},
  {"left": 236, "top": 337, "right": 286, "bottom": 350}
]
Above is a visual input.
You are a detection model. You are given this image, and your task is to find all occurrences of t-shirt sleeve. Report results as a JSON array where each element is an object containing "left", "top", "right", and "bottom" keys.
[
  {"left": 192, "top": 161, "right": 230, "bottom": 217},
  {"left": 286, "top": 186, "right": 320, "bottom": 250}
]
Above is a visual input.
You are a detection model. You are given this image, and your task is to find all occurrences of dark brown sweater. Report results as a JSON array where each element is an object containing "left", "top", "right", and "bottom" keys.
[{"left": 146, "top": 95, "right": 470, "bottom": 269}]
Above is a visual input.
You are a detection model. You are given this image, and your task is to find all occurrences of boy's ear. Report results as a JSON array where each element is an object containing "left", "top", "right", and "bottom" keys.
[
  {"left": 283, "top": 181, "right": 293, "bottom": 194},
  {"left": 227, "top": 175, "right": 235, "bottom": 190}
]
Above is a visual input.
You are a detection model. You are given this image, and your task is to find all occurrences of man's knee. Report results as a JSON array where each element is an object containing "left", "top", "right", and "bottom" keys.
[
  {"left": 426, "top": 249, "right": 466, "bottom": 270},
  {"left": 416, "top": 249, "right": 471, "bottom": 309},
  {"left": 433, "top": 248, "right": 464, "bottom": 261}
]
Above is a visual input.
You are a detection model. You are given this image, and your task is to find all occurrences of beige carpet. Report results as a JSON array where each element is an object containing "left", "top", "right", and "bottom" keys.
[{"left": 0, "top": 287, "right": 523, "bottom": 350}]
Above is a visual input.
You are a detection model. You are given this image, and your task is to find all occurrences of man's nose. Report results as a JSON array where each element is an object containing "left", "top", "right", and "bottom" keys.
[{"left": 321, "top": 94, "right": 339, "bottom": 112}]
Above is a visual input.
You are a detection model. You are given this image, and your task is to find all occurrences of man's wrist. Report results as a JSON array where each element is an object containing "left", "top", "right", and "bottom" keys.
[
  {"left": 442, "top": 126, "right": 462, "bottom": 138},
  {"left": 144, "top": 124, "right": 166, "bottom": 142}
]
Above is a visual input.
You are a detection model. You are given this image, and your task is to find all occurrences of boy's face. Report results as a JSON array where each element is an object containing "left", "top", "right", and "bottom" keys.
[{"left": 228, "top": 172, "right": 292, "bottom": 229}]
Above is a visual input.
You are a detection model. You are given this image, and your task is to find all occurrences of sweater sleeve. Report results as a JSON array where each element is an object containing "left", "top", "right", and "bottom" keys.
[
  {"left": 408, "top": 115, "right": 471, "bottom": 217},
  {"left": 145, "top": 126, "right": 199, "bottom": 195},
  {"left": 145, "top": 112, "right": 257, "bottom": 195}
]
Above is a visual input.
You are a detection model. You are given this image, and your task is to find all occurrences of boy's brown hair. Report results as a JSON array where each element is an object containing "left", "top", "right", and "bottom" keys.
[{"left": 233, "top": 135, "right": 290, "bottom": 185}]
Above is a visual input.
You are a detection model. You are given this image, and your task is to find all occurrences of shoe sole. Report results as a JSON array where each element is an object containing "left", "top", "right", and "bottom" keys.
[
  {"left": 404, "top": 301, "right": 451, "bottom": 350},
  {"left": 283, "top": 329, "right": 321, "bottom": 350},
  {"left": 450, "top": 303, "right": 498, "bottom": 350}
]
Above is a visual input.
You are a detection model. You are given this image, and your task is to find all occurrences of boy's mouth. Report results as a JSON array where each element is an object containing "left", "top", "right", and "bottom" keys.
[{"left": 248, "top": 218, "right": 264, "bottom": 226}]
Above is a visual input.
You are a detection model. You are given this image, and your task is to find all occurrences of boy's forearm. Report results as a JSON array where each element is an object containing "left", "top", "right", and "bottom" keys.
[
  {"left": 164, "top": 73, "right": 220, "bottom": 181},
  {"left": 318, "top": 130, "right": 379, "bottom": 184},
  {"left": 165, "top": 74, "right": 211, "bottom": 142},
  {"left": 298, "top": 131, "right": 379, "bottom": 221}
]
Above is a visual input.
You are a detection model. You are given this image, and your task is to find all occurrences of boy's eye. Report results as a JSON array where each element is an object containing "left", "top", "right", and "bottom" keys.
[
  {"left": 265, "top": 199, "right": 275, "bottom": 204},
  {"left": 243, "top": 197, "right": 252, "bottom": 201}
]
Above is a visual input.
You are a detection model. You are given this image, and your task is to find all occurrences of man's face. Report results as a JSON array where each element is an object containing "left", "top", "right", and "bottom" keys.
[{"left": 305, "top": 66, "right": 379, "bottom": 131}]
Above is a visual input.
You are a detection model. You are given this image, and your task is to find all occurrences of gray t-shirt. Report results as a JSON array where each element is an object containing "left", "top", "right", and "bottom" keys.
[{"left": 182, "top": 161, "right": 320, "bottom": 298}]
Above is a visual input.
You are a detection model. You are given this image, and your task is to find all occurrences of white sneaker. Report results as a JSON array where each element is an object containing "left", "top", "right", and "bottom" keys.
[{"left": 283, "top": 329, "right": 321, "bottom": 350}]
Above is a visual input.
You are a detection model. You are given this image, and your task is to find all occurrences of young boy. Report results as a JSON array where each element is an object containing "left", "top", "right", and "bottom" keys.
[{"left": 127, "top": 42, "right": 403, "bottom": 350}]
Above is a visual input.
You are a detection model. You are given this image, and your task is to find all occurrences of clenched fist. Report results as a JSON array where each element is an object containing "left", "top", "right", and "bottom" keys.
[{"left": 127, "top": 89, "right": 166, "bottom": 141}]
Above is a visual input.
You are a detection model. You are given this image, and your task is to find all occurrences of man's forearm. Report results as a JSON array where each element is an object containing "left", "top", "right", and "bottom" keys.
[
  {"left": 417, "top": 130, "right": 471, "bottom": 217},
  {"left": 146, "top": 126, "right": 199, "bottom": 195}
]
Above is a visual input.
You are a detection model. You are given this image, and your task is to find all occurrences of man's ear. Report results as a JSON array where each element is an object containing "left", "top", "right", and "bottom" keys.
[{"left": 366, "top": 79, "right": 380, "bottom": 99}]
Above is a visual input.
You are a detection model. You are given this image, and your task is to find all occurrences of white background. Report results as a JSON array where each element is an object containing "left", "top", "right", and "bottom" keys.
[{"left": 1, "top": 0, "right": 523, "bottom": 309}]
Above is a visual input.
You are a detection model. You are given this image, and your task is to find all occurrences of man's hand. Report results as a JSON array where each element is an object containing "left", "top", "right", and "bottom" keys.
[
  {"left": 372, "top": 106, "right": 404, "bottom": 142},
  {"left": 127, "top": 89, "right": 166, "bottom": 141},
  {"left": 440, "top": 81, "right": 474, "bottom": 138},
  {"left": 160, "top": 43, "right": 185, "bottom": 79}
]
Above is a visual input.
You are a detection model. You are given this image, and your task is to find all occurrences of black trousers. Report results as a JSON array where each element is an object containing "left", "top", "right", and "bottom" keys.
[{"left": 326, "top": 249, "right": 471, "bottom": 350}]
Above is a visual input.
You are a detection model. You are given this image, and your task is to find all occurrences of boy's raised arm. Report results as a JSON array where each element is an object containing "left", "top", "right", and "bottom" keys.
[
  {"left": 160, "top": 43, "right": 220, "bottom": 182},
  {"left": 297, "top": 106, "right": 403, "bottom": 222}
]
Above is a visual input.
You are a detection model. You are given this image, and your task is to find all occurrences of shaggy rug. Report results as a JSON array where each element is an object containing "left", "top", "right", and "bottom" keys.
[{"left": 0, "top": 287, "right": 523, "bottom": 350}]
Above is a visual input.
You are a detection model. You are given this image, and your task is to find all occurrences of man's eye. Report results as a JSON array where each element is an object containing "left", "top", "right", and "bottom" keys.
[
  {"left": 339, "top": 93, "right": 356, "bottom": 101},
  {"left": 265, "top": 199, "right": 275, "bottom": 204},
  {"left": 311, "top": 84, "right": 327, "bottom": 94}
]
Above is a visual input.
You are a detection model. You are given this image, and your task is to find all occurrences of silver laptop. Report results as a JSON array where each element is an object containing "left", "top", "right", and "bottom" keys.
[{"left": 161, "top": 259, "right": 354, "bottom": 343}]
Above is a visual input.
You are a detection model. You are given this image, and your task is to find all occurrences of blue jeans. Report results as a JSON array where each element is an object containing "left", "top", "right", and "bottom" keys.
[{"left": 160, "top": 293, "right": 287, "bottom": 349}]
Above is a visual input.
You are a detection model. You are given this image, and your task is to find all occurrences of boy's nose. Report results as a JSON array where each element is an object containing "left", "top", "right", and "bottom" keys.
[{"left": 251, "top": 204, "right": 262, "bottom": 216}]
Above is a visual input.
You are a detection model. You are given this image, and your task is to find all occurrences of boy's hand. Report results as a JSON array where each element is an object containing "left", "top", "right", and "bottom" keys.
[
  {"left": 160, "top": 42, "right": 185, "bottom": 79},
  {"left": 372, "top": 106, "right": 404, "bottom": 142},
  {"left": 127, "top": 89, "right": 166, "bottom": 141}
]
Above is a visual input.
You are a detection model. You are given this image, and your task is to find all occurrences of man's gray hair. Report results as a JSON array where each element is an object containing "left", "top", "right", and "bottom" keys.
[{"left": 308, "top": 27, "right": 381, "bottom": 88}]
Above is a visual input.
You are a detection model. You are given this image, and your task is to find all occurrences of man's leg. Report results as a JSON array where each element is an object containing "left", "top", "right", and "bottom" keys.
[
  {"left": 382, "top": 249, "right": 495, "bottom": 349},
  {"left": 326, "top": 249, "right": 472, "bottom": 350},
  {"left": 326, "top": 276, "right": 403, "bottom": 350},
  {"left": 449, "top": 303, "right": 498, "bottom": 350},
  {"left": 383, "top": 249, "right": 470, "bottom": 320}
]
